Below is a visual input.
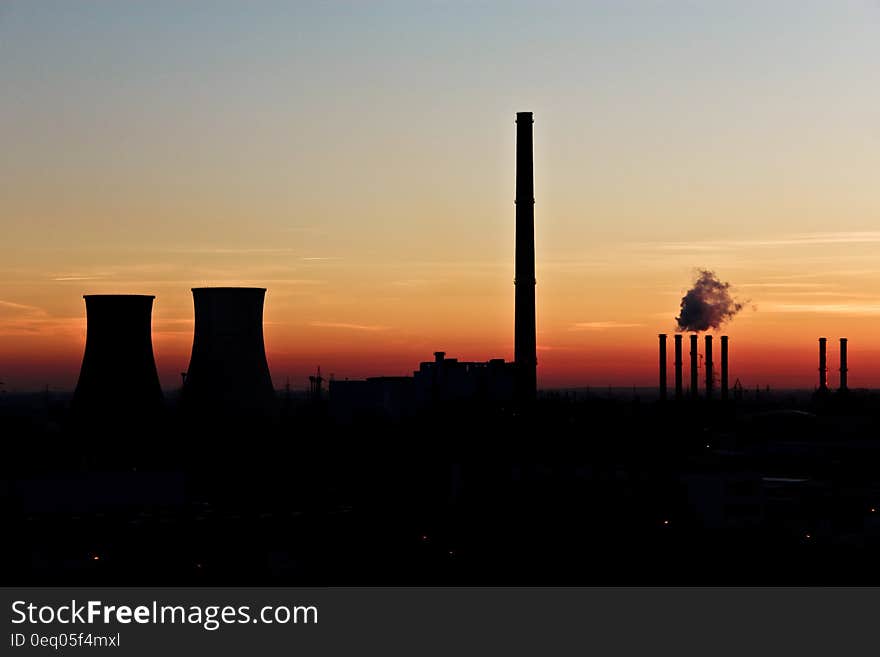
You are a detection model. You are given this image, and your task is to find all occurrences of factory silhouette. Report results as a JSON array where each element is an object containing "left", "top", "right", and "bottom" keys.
[
  {"left": 4, "top": 112, "right": 880, "bottom": 586},
  {"left": 70, "top": 112, "right": 540, "bottom": 428},
  {"left": 58, "top": 111, "right": 855, "bottom": 425}
]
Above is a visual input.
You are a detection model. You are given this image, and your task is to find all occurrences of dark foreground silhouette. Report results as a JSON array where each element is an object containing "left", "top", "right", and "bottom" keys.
[{"left": 3, "top": 387, "right": 880, "bottom": 585}]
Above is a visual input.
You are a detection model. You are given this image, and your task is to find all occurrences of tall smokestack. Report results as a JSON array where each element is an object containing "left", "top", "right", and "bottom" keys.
[
  {"left": 689, "top": 334, "right": 699, "bottom": 399},
  {"left": 720, "top": 335, "right": 729, "bottom": 401},
  {"left": 658, "top": 334, "right": 667, "bottom": 401},
  {"left": 72, "top": 295, "right": 163, "bottom": 425},
  {"left": 514, "top": 111, "right": 537, "bottom": 404},
  {"left": 818, "top": 337, "right": 828, "bottom": 392},
  {"left": 182, "top": 287, "right": 276, "bottom": 419},
  {"left": 704, "top": 335, "right": 714, "bottom": 399},
  {"left": 839, "top": 337, "right": 848, "bottom": 392},
  {"left": 674, "top": 334, "right": 683, "bottom": 400}
]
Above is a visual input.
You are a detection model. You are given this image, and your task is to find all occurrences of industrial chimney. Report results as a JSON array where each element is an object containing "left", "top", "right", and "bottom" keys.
[
  {"left": 818, "top": 337, "right": 828, "bottom": 392},
  {"left": 720, "top": 335, "right": 729, "bottom": 401},
  {"left": 181, "top": 287, "right": 276, "bottom": 419},
  {"left": 704, "top": 335, "right": 714, "bottom": 400},
  {"left": 514, "top": 111, "right": 537, "bottom": 404},
  {"left": 674, "top": 334, "right": 683, "bottom": 400},
  {"left": 689, "top": 334, "right": 699, "bottom": 399},
  {"left": 658, "top": 334, "right": 667, "bottom": 401},
  {"left": 72, "top": 295, "right": 163, "bottom": 425},
  {"left": 839, "top": 337, "right": 848, "bottom": 392}
]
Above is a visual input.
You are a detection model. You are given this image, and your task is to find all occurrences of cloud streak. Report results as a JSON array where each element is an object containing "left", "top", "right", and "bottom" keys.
[
  {"left": 766, "top": 303, "right": 880, "bottom": 316},
  {"left": 639, "top": 232, "right": 880, "bottom": 253},
  {"left": 0, "top": 300, "right": 46, "bottom": 314},
  {"left": 569, "top": 321, "right": 645, "bottom": 330},
  {"left": 309, "top": 321, "right": 388, "bottom": 331}
]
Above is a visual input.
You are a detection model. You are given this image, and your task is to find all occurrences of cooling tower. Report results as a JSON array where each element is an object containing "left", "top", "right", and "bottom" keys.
[
  {"left": 181, "top": 287, "right": 276, "bottom": 418},
  {"left": 674, "top": 334, "right": 683, "bottom": 400},
  {"left": 72, "top": 295, "right": 163, "bottom": 424},
  {"left": 658, "top": 334, "right": 667, "bottom": 401},
  {"left": 514, "top": 111, "right": 537, "bottom": 403}
]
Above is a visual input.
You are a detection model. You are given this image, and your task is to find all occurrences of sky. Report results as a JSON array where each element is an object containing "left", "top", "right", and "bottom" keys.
[{"left": 1, "top": 1, "right": 880, "bottom": 391}]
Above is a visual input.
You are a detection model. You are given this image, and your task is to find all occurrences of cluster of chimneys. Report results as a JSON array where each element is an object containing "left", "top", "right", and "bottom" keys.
[
  {"left": 817, "top": 337, "right": 848, "bottom": 393},
  {"left": 658, "top": 334, "right": 730, "bottom": 401},
  {"left": 71, "top": 288, "right": 276, "bottom": 425},
  {"left": 658, "top": 334, "right": 851, "bottom": 400}
]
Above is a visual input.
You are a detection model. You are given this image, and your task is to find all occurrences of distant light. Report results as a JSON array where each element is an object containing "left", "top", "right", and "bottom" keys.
[
  {"left": 662, "top": 520, "right": 669, "bottom": 526},
  {"left": 421, "top": 535, "right": 428, "bottom": 542},
  {"left": 871, "top": 508, "right": 877, "bottom": 514},
  {"left": 705, "top": 444, "right": 711, "bottom": 449},
  {"left": 92, "top": 555, "right": 100, "bottom": 561},
  {"left": 804, "top": 533, "right": 811, "bottom": 540},
  {"left": 448, "top": 550, "right": 455, "bottom": 557}
]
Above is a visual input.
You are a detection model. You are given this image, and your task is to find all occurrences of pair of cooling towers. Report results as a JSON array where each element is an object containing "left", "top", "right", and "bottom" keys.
[{"left": 71, "top": 287, "right": 276, "bottom": 424}]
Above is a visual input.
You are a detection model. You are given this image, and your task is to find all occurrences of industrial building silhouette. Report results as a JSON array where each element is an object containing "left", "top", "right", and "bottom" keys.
[{"left": 330, "top": 112, "right": 537, "bottom": 420}]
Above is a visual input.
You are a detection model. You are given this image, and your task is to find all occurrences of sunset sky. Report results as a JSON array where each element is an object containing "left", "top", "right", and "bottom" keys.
[{"left": 2, "top": 1, "right": 880, "bottom": 391}]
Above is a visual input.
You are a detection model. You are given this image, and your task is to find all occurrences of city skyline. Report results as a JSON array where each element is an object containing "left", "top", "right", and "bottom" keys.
[{"left": 3, "top": 2, "right": 880, "bottom": 390}]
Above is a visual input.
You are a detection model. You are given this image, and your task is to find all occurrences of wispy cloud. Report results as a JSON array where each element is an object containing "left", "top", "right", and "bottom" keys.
[
  {"left": 737, "top": 282, "right": 835, "bottom": 289},
  {"left": 765, "top": 290, "right": 879, "bottom": 299},
  {"left": 309, "top": 321, "right": 388, "bottom": 331},
  {"left": 154, "top": 318, "right": 194, "bottom": 326},
  {"left": 0, "top": 300, "right": 46, "bottom": 314},
  {"left": 639, "top": 231, "right": 880, "bottom": 253},
  {"left": 569, "top": 321, "right": 645, "bottom": 330},
  {"left": 0, "top": 312, "right": 81, "bottom": 337},
  {"left": 391, "top": 279, "right": 437, "bottom": 287},
  {"left": 167, "top": 247, "right": 299, "bottom": 255},
  {"left": 219, "top": 279, "right": 325, "bottom": 285},
  {"left": 167, "top": 248, "right": 340, "bottom": 260},
  {"left": 0, "top": 301, "right": 71, "bottom": 336},
  {"left": 766, "top": 303, "right": 880, "bottom": 316},
  {"left": 762, "top": 269, "right": 880, "bottom": 281}
]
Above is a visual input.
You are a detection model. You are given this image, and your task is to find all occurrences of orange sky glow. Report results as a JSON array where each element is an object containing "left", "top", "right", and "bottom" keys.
[{"left": 2, "top": 3, "right": 879, "bottom": 392}]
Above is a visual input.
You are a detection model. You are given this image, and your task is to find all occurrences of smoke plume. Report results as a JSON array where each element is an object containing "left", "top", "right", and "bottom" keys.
[{"left": 675, "top": 270, "right": 744, "bottom": 332}]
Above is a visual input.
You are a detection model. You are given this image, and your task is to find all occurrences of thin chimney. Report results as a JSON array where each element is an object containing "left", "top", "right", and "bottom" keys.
[
  {"left": 818, "top": 337, "right": 828, "bottom": 391},
  {"left": 720, "top": 335, "right": 729, "bottom": 401},
  {"left": 674, "top": 334, "right": 683, "bottom": 400},
  {"left": 514, "top": 111, "right": 537, "bottom": 403},
  {"left": 658, "top": 334, "right": 667, "bottom": 401},
  {"left": 839, "top": 337, "right": 848, "bottom": 392},
  {"left": 690, "top": 334, "right": 699, "bottom": 399},
  {"left": 704, "top": 335, "right": 714, "bottom": 400}
]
